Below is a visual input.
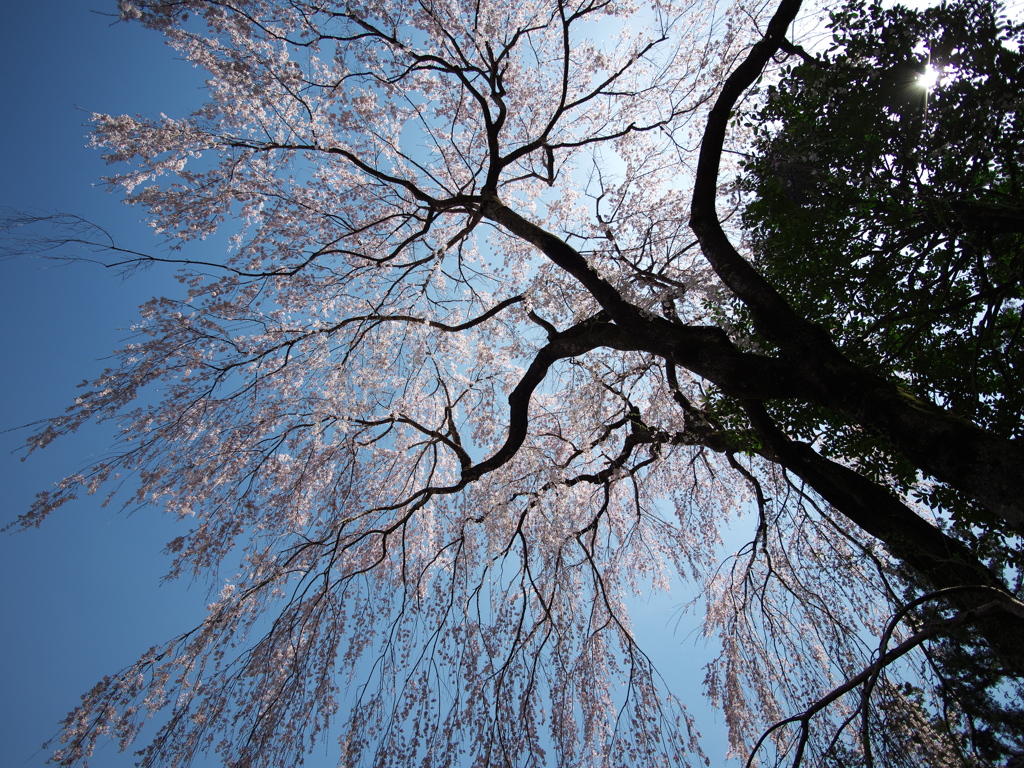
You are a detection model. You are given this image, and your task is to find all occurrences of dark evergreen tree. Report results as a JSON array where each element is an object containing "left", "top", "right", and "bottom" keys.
[{"left": 741, "top": 2, "right": 1024, "bottom": 762}]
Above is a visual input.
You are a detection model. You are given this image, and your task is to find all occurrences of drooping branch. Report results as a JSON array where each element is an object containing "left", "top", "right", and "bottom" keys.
[
  {"left": 738, "top": 400, "right": 1024, "bottom": 673},
  {"left": 656, "top": 368, "right": 1024, "bottom": 672},
  {"left": 744, "top": 587, "right": 1024, "bottom": 768}
]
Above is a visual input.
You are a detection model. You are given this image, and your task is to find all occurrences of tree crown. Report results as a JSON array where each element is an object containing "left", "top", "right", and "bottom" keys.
[{"left": 10, "top": 0, "right": 1024, "bottom": 766}]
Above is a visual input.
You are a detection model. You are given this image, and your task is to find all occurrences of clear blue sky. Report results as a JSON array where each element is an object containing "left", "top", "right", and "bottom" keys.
[
  {"left": 0, "top": 3, "right": 731, "bottom": 767},
  {"left": 0, "top": 5, "right": 228, "bottom": 766}
]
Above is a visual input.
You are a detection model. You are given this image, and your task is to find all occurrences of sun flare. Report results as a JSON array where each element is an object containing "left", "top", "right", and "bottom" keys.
[{"left": 919, "top": 64, "right": 940, "bottom": 90}]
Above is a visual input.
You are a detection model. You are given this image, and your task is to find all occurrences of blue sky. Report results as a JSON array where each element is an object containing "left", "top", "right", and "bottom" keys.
[
  {"left": 0, "top": 5, "right": 225, "bottom": 766},
  {"left": 0, "top": 3, "right": 731, "bottom": 767}
]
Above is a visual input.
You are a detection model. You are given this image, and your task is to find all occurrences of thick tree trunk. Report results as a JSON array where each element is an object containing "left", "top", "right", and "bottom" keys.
[
  {"left": 485, "top": 0, "right": 1024, "bottom": 670},
  {"left": 742, "top": 401, "right": 1024, "bottom": 673},
  {"left": 490, "top": 187, "right": 1024, "bottom": 530},
  {"left": 687, "top": 0, "right": 1024, "bottom": 531}
]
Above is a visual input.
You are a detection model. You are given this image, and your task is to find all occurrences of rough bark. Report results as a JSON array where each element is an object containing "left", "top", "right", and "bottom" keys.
[
  {"left": 742, "top": 401, "right": 1024, "bottom": 673},
  {"left": 687, "top": 0, "right": 1024, "bottom": 531}
]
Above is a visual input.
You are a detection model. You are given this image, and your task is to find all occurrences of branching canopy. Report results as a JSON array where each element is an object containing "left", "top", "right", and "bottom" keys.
[{"left": 9, "top": 0, "right": 1024, "bottom": 766}]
